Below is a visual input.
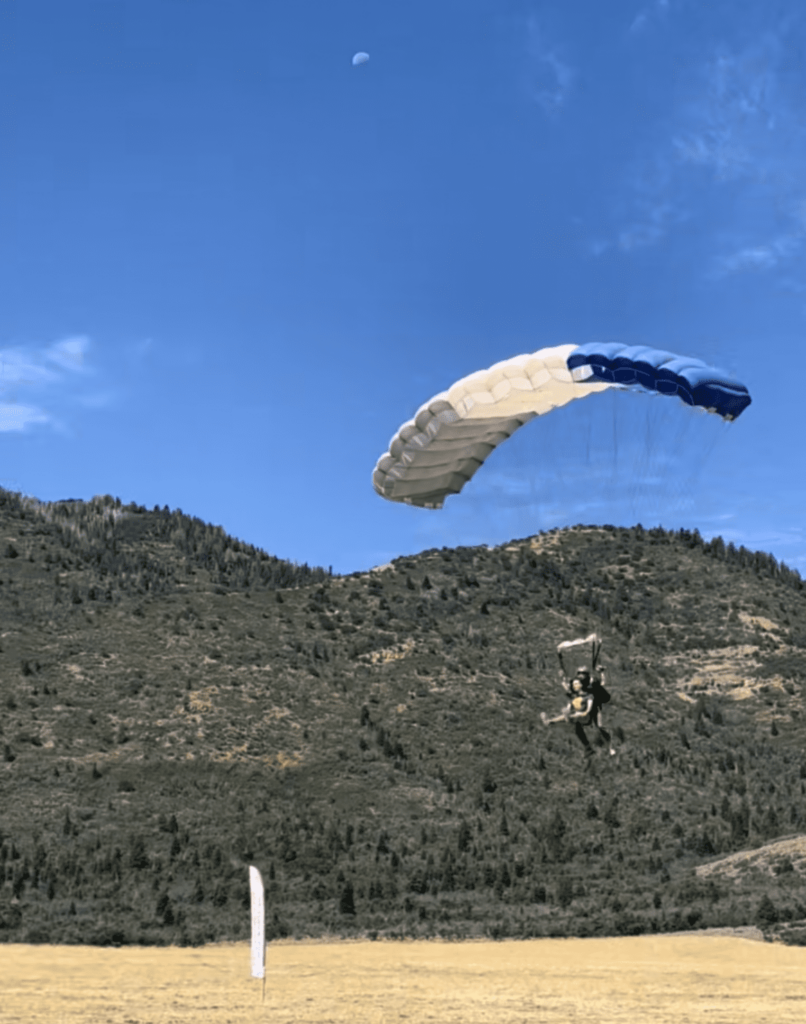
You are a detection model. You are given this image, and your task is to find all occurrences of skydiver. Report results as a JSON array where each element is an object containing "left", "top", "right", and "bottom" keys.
[
  {"left": 580, "top": 664, "right": 616, "bottom": 757},
  {"left": 541, "top": 674, "right": 596, "bottom": 759},
  {"left": 541, "top": 664, "right": 616, "bottom": 760},
  {"left": 555, "top": 634, "right": 615, "bottom": 755}
]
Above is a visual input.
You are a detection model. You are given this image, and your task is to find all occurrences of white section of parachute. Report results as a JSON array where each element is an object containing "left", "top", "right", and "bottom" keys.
[
  {"left": 557, "top": 633, "right": 602, "bottom": 675},
  {"left": 372, "top": 345, "right": 611, "bottom": 509},
  {"left": 557, "top": 633, "right": 601, "bottom": 655}
]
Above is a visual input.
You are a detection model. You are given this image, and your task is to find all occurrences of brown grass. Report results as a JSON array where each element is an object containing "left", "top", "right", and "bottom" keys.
[
  {"left": 2, "top": 936, "right": 805, "bottom": 1023},
  {"left": 696, "top": 835, "right": 806, "bottom": 880}
]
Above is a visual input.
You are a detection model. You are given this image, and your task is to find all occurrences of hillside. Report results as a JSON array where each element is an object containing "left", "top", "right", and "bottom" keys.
[{"left": 1, "top": 489, "right": 805, "bottom": 946}]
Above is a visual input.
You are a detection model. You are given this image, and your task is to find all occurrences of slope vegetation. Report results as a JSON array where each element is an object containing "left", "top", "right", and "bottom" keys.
[{"left": 0, "top": 490, "right": 804, "bottom": 945}]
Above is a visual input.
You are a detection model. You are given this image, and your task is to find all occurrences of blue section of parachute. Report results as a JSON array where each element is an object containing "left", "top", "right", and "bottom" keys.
[{"left": 566, "top": 342, "right": 751, "bottom": 421}]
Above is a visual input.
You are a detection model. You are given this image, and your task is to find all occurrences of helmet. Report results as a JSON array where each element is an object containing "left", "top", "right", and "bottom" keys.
[{"left": 575, "top": 666, "right": 591, "bottom": 680}]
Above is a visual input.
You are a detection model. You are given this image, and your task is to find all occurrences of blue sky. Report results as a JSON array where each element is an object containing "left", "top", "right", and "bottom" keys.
[{"left": 0, "top": 0, "right": 802, "bottom": 575}]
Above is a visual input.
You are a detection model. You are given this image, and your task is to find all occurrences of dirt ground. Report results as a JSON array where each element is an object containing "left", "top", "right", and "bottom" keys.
[{"left": 2, "top": 933, "right": 805, "bottom": 1024}]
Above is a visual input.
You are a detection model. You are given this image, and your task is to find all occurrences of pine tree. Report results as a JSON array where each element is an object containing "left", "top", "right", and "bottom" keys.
[{"left": 339, "top": 880, "right": 356, "bottom": 915}]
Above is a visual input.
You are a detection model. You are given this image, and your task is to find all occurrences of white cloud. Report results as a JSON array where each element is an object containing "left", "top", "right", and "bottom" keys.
[
  {"left": 629, "top": 0, "right": 671, "bottom": 36},
  {"left": 0, "top": 335, "right": 100, "bottom": 433},
  {"left": 714, "top": 234, "right": 803, "bottom": 276},
  {"left": 671, "top": 44, "right": 778, "bottom": 182},
  {"left": 77, "top": 391, "right": 117, "bottom": 409},
  {"left": 672, "top": 130, "right": 751, "bottom": 181},
  {"left": 608, "top": 151, "right": 690, "bottom": 253},
  {"left": 0, "top": 402, "right": 51, "bottom": 432},
  {"left": 592, "top": 19, "right": 806, "bottom": 282},
  {"left": 525, "top": 18, "right": 575, "bottom": 117},
  {"left": 709, "top": 191, "right": 806, "bottom": 277},
  {"left": 0, "top": 349, "right": 57, "bottom": 388},
  {"left": 617, "top": 201, "right": 678, "bottom": 251},
  {"left": 587, "top": 239, "right": 610, "bottom": 257},
  {"left": 127, "top": 337, "right": 153, "bottom": 365},
  {"left": 629, "top": 13, "right": 648, "bottom": 35},
  {"left": 46, "top": 335, "right": 90, "bottom": 371},
  {"left": 776, "top": 275, "right": 806, "bottom": 295}
]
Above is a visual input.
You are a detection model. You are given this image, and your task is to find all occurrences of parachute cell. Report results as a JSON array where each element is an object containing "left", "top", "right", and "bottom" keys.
[
  {"left": 372, "top": 343, "right": 750, "bottom": 509},
  {"left": 567, "top": 342, "right": 751, "bottom": 420}
]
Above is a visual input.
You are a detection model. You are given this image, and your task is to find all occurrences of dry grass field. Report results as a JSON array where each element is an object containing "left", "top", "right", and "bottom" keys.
[{"left": 2, "top": 934, "right": 805, "bottom": 1024}]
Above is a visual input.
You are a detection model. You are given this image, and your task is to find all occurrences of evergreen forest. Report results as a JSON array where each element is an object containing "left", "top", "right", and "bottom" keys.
[{"left": 0, "top": 489, "right": 805, "bottom": 947}]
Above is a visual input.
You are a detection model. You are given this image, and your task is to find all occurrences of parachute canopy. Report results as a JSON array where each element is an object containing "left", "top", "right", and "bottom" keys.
[
  {"left": 372, "top": 343, "right": 751, "bottom": 509},
  {"left": 352, "top": 52, "right": 369, "bottom": 65},
  {"left": 558, "top": 634, "right": 602, "bottom": 677}
]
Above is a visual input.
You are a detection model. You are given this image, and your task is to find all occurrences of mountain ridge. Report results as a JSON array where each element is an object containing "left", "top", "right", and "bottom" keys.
[{"left": 1, "top": 488, "right": 805, "bottom": 946}]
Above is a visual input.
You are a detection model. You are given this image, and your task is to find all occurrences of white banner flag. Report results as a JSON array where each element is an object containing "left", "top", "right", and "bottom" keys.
[{"left": 249, "top": 865, "right": 265, "bottom": 980}]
